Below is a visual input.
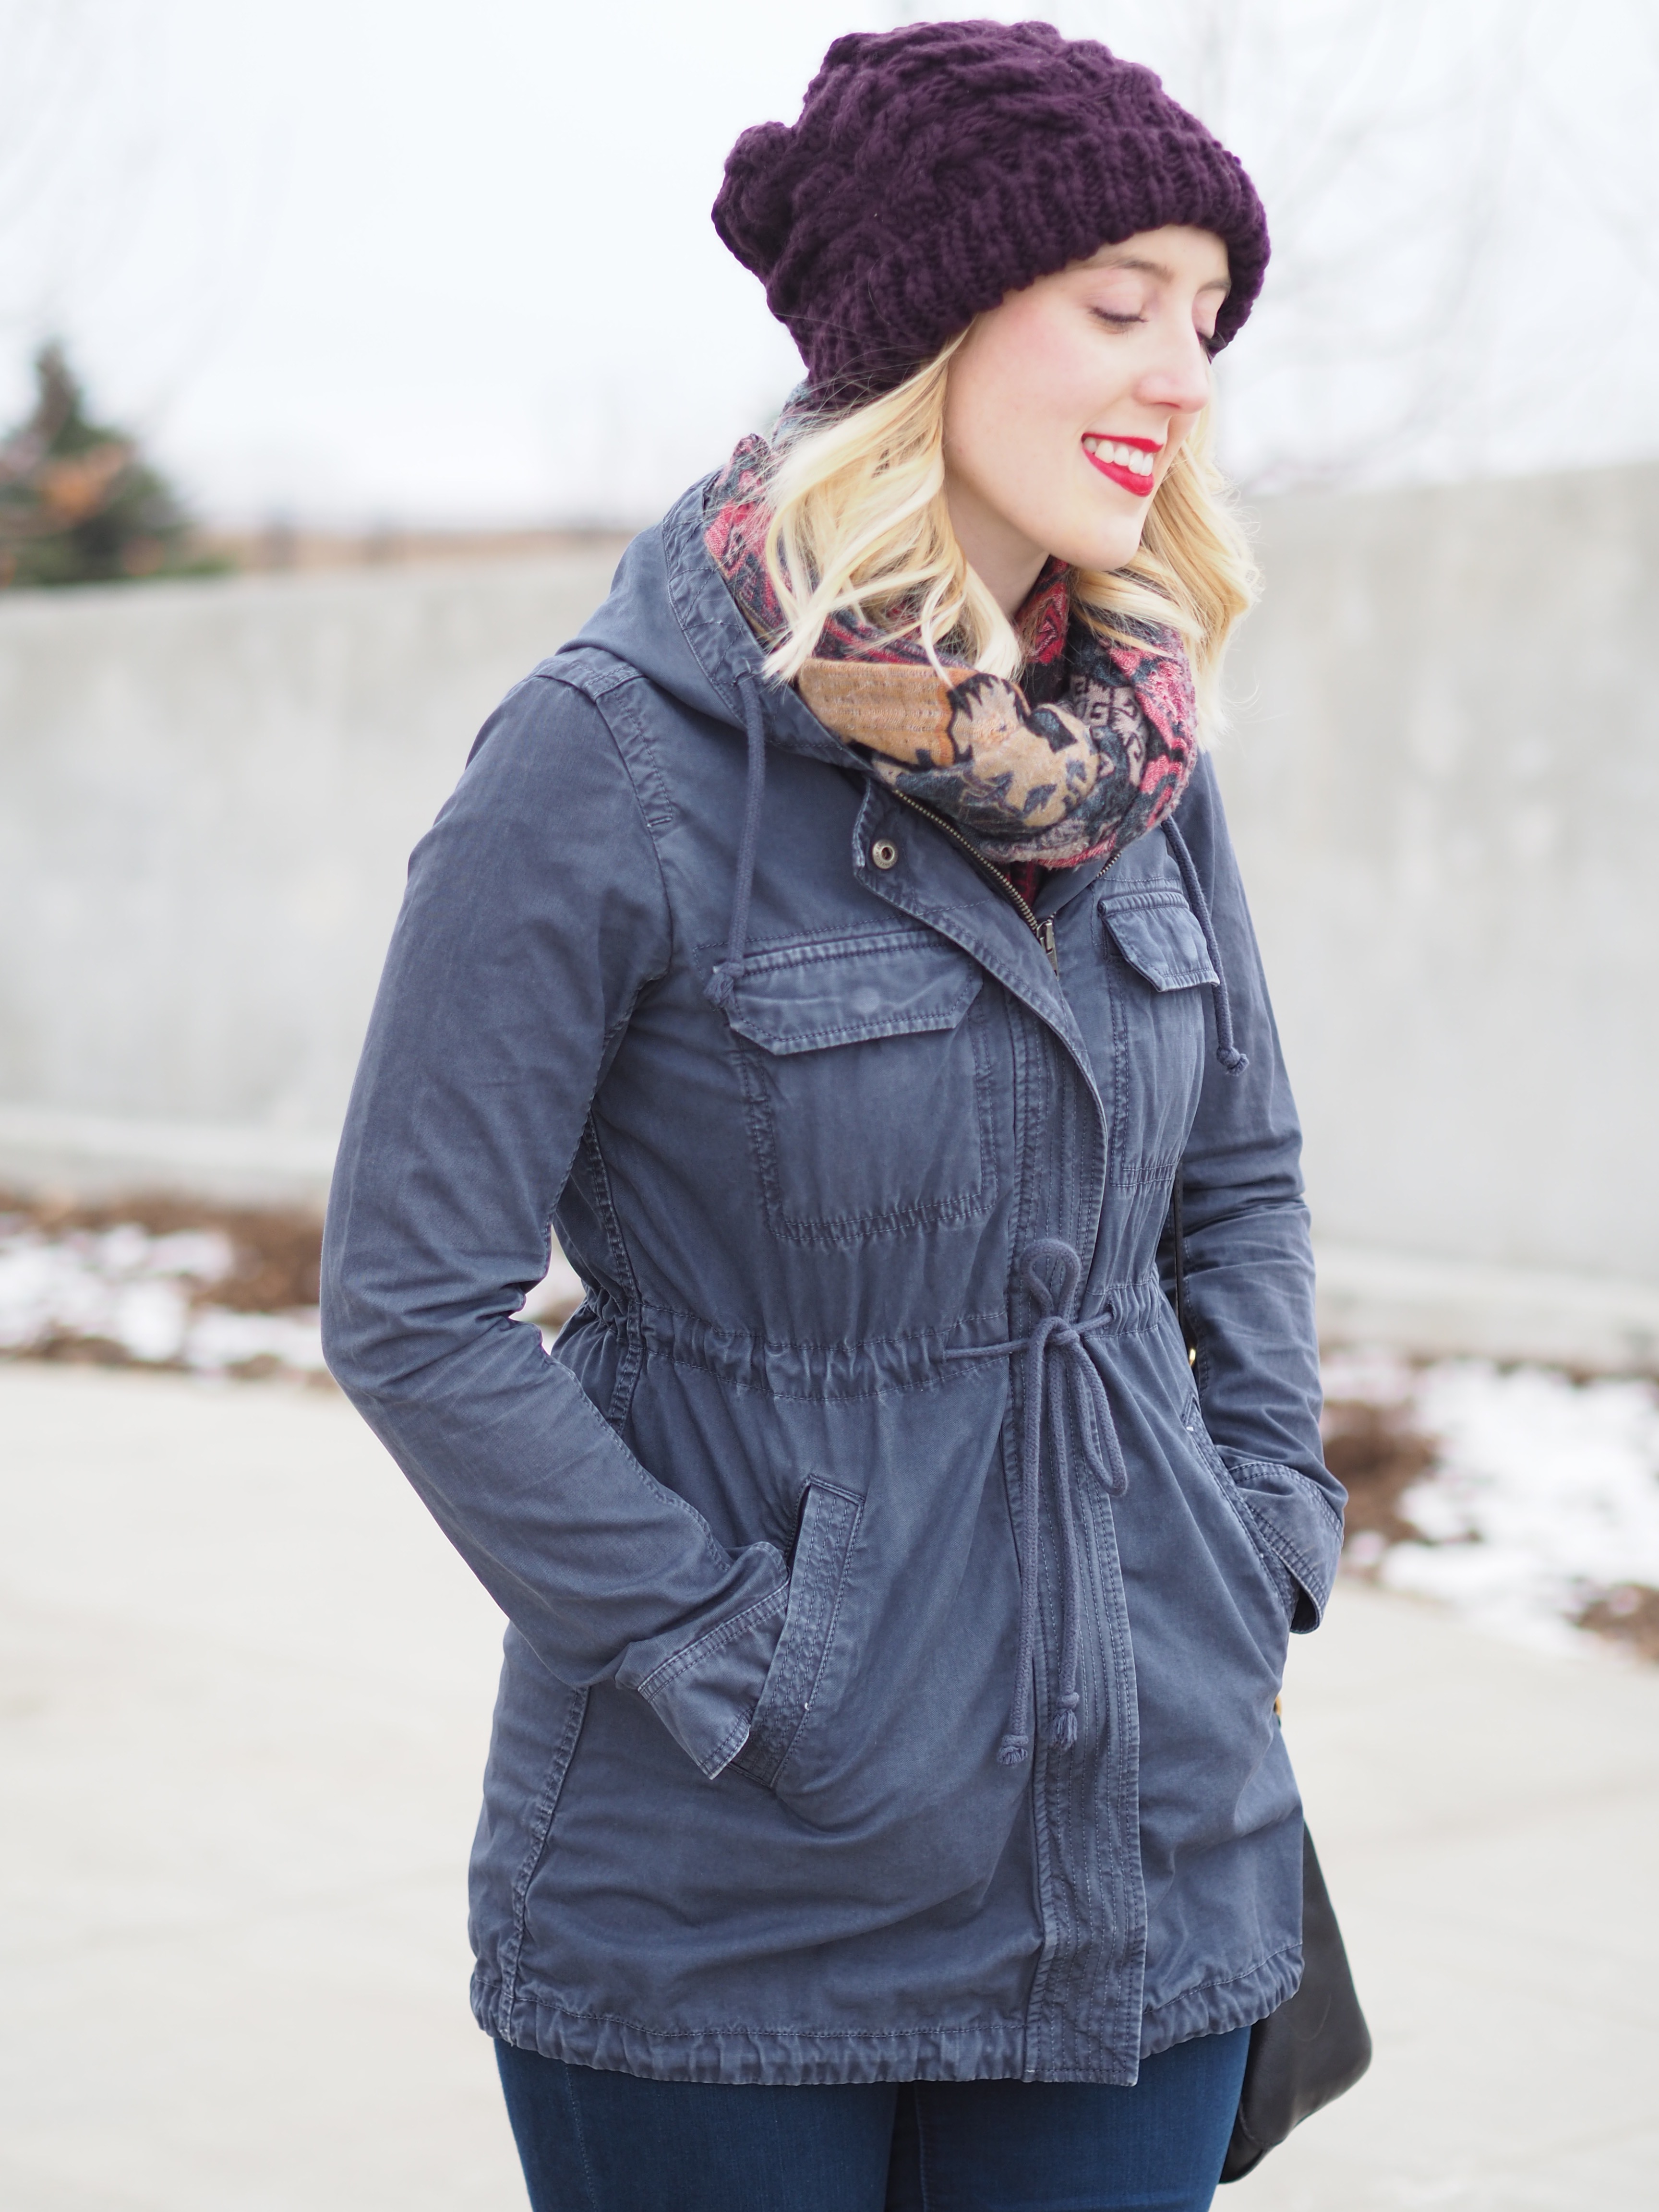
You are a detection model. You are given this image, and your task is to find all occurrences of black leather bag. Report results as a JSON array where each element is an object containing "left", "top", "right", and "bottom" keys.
[
  {"left": 1165, "top": 1185, "right": 1373, "bottom": 2182},
  {"left": 1218, "top": 1823, "right": 1373, "bottom": 2181}
]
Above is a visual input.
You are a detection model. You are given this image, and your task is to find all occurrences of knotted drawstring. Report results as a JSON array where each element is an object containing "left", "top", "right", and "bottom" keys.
[
  {"left": 947, "top": 1238, "right": 1130, "bottom": 1766},
  {"left": 705, "top": 670, "right": 770, "bottom": 1012},
  {"left": 1160, "top": 819, "right": 1248, "bottom": 1075}
]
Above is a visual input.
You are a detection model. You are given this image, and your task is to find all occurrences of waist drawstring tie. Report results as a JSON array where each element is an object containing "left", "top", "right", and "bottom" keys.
[
  {"left": 1160, "top": 819, "right": 1248, "bottom": 1076},
  {"left": 705, "top": 670, "right": 770, "bottom": 1012},
  {"left": 947, "top": 1238, "right": 1130, "bottom": 1766}
]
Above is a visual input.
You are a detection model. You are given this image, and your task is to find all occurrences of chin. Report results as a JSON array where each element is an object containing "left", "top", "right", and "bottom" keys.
[
  {"left": 1046, "top": 523, "right": 1147, "bottom": 575},
  {"left": 1031, "top": 491, "right": 1150, "bottom": 577}
]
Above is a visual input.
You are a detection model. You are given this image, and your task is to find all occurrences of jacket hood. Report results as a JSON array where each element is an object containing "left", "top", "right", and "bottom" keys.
[
  {"left": 569, "top": 475, "right": 1247, "bottom": 1076},
  {"left": 568, "top": 477, "right": 851, "bottom": 770}
]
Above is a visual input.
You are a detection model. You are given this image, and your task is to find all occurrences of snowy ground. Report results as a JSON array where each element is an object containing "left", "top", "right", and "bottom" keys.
[
  {"left": 0, "top": 1202, "right": 582, "bottom": 1381},
  {"left": 3, "top": 1202, "right": 1655, "bottom": 1663},
  {"left": 1323, "top": 1349, "right": 1659, "bottom": 1663},
  {"left": 0, "top": 1213, "right": 330, "bottom": 1376}
]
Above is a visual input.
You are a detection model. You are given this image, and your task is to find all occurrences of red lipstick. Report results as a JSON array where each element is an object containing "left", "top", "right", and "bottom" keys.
[{"left": 1082, "top": 433, "right": 1161, "bottom": 499}]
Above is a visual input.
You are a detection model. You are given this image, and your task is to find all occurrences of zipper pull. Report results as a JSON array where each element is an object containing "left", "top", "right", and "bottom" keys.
[{"left": 1035, "top": 917, "right": 1059, "bottom": 975}]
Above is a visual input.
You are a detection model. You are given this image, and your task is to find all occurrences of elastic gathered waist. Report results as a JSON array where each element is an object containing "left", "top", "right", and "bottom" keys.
[
  {"left": 575, "top": 1263, "right": 1167, "bottom": 1403},
  {"left": 946, "top": 1239, "right": 1141, "bottom": 1765}
]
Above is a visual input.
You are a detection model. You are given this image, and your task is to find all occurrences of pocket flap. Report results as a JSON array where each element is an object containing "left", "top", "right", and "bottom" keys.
[
  {"left": 735, "top": 1479, "right": 863, "bottom": 1791},
  {"left": 723, "top": 933, "right": 984, "bottom": 1056},
  {"left": 1101, "top": 897, "right": 1218, "bottom": 992}
]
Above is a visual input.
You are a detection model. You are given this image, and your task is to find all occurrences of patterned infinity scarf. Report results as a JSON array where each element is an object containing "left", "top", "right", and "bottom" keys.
[{"left": 703, "top": 433, "right": 1200, "bottom": 870}]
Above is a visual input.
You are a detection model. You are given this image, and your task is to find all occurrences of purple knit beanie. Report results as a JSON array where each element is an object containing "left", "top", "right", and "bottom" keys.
[{"left": 713, "top": 19, "right": 1268, "bottom": 402}]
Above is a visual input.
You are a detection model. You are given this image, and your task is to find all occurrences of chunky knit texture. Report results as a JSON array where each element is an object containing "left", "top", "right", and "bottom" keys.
[{"left": 713, "top": 20, "right": 1269, "bottom": 401}]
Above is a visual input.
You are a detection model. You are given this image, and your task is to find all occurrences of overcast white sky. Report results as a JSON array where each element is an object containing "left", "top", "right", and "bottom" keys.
[{"left": 2, "top": 0, "right": 1656, "bottom": 526}]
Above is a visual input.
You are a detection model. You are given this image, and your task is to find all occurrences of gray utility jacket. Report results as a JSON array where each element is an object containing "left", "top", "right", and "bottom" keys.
[{"left": 322, "top": 480, "right": 1345, "bottom": 2089}]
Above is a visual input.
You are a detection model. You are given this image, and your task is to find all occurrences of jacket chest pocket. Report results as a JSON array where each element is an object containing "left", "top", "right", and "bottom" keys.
[
  {"left": 1097, "top": 893, "right": 1214, "bottom": 1189},
  {"left": 721, "top": 929, "right": 998, "bottom": 1247}
]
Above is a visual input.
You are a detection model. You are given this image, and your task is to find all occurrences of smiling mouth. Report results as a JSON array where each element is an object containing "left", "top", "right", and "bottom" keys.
[{"left": 1082, "top": 434, "right": 1161, "bottom": 498}]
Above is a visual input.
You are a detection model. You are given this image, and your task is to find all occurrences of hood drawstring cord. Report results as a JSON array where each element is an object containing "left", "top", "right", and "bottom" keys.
[
  {"left": 705, "top": 671, "right": 770, "bottom": 1012},
  {"left": 947, "top": 1238, "right": 1130, "bottom": 1765},
  {"left": 1161, "top": 819, "right": 1248, "bottom": 1076}
]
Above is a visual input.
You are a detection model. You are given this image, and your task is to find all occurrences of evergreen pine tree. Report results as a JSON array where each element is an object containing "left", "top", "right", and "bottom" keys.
[{"left": 0, "top": 342, "right": 210, "bottom": 588}]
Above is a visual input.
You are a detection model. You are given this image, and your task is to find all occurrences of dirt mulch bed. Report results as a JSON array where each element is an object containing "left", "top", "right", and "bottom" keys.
[
  {"left": 1, "top": 1189, "right": 323, "bottom": 1311},
  {"left": 1575, "top": 1585, "right": 1659, "bottom": 1663},
  {"left": 1321, "top": 1396, "right": 1439, "bottom": 1549}
]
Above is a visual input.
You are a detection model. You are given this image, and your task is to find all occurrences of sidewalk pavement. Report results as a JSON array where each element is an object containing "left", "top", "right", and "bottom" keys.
[{"left": 2, "top": 1360, "right": 1656, "bottom": 2212}]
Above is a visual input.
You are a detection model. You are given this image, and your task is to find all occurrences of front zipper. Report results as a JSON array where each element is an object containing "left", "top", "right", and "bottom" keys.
[
  {"left": 887, "top": 788, "right": 1118, "bottom": 978},
  {"left": 889, "top": 789, "right": 1059, "bottom": 973}
]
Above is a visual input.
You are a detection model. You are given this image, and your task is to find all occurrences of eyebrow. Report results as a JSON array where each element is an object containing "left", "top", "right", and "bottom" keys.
[{"left": 1091, "top": 250, "right": 1230, "bottom": 295}]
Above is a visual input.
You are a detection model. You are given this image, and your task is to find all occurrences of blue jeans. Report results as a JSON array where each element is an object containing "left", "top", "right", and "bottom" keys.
[{"left": 495, "top": 2026, "right": 1250, "bottom": 2212}]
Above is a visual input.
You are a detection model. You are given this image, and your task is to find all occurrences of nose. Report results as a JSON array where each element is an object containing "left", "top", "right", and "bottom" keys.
[{"left": 1134, "top": 321, "right": 1214, "bottom": 418}]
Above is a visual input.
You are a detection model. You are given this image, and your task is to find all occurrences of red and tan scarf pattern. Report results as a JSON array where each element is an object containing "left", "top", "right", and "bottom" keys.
[{"left": 704, "top": 433, "right": 1200, "bottom": 870}]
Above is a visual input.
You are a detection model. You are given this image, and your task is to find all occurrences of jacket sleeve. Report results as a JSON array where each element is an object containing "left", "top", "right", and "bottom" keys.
[
  {"left": 321, "top": 668, "right": 787, "bottom": 1779},
  {"left": 1161, "top": 755, "right": 1346, "bottom": 1630}
]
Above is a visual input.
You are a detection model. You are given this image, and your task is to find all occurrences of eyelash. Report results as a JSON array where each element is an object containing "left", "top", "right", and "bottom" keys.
[{"left": 1092, "top": 307, "right": 1220, "bottom": 358}]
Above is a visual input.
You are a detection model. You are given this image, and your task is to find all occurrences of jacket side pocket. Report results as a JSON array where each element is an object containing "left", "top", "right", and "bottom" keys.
[
  {"left": 1219, "top": 1450, "right": 1345, "bottom": 1632},
  {"left": 1187, "top": 1412, "right": 1303, "bottom": 1629},
  {"left": 734, "top": 1480, "right": 863, "bottom": 1791}
]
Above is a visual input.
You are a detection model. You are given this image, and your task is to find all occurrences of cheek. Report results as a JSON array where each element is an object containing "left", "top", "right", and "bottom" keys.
[
  {"left": 953, "top": 306, "right": 1085, "bottom": 446},
  {"left": 990, "top": 317, "right": 1100, "bottom": 435},
  {"left": 952, "top": 353, "right": 1086, "bottom": 512}
]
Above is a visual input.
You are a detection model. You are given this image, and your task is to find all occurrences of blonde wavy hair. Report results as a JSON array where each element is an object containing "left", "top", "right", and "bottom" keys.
[{"left": 759, "top": 328, "right": 1257, "bottom": 728}]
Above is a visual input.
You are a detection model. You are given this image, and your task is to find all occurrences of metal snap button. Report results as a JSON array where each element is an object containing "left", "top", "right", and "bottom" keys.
[{"left": 871, "top": 838, "right": 899, "bottom": 870}]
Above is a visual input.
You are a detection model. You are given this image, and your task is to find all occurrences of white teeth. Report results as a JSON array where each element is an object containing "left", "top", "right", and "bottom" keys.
[{"left": 1084, "top": 437, "right": 1155, "bottom": 475}]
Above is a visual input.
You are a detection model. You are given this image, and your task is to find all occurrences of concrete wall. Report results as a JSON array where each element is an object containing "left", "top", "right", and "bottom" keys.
[
  {"left": 1216, "top": 463, "right": 1659, "bottom": 1291},
  {"left": 0, "top": 549, "right": 623, "bottom": 1201},
  {"left": 1, "top": 469, "right": 1655, "bottom": 1356}
]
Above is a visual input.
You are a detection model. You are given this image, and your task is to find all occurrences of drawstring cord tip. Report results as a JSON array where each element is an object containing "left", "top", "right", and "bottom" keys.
[
  {"left": 1050, "top": 1698, "right": 1080, "bottom": 1750},
  {"left": 1163, "top": 819, "right": 1249, "bottom": 1080},
  {"left": 997, "top": 1734, "right": 1032, "bottom": 1767}
]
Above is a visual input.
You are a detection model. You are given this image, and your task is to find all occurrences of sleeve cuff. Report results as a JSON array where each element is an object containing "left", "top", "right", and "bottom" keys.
[
  {"left": 1220, "top": 1451, "right": 1346, "bottom": 1632},
  {"left": 617, "top": 1567, "right": 789, "bottom": 1779}
]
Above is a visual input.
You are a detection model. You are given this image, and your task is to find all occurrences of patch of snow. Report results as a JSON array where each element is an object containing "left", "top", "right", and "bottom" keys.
[
  {"left": 184, "top": 1305, "right": 326, "bottom": 1376},
  {"left": 0, "top": 1216, "right": 322, "bottom": 1375},
  {"left": 1320, "top": 1345, "right": 1419, "bottom": 1409},
  {"left": 1379, "top": 1362, "right": 1659, "bottom": 1655},
  {"left": 0, "top": 1222, "right": 234, "bottom": 1360}
]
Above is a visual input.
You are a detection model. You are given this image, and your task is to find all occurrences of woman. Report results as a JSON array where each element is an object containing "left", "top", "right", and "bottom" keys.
[{"left": 322, "top": 22, "right": 1345, "bottom": 2212}]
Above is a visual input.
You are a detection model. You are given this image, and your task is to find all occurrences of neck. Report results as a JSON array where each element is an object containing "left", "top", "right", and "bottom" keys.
[{"left": 942, "top": 475, "right": 1049, "bottom": 619}]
